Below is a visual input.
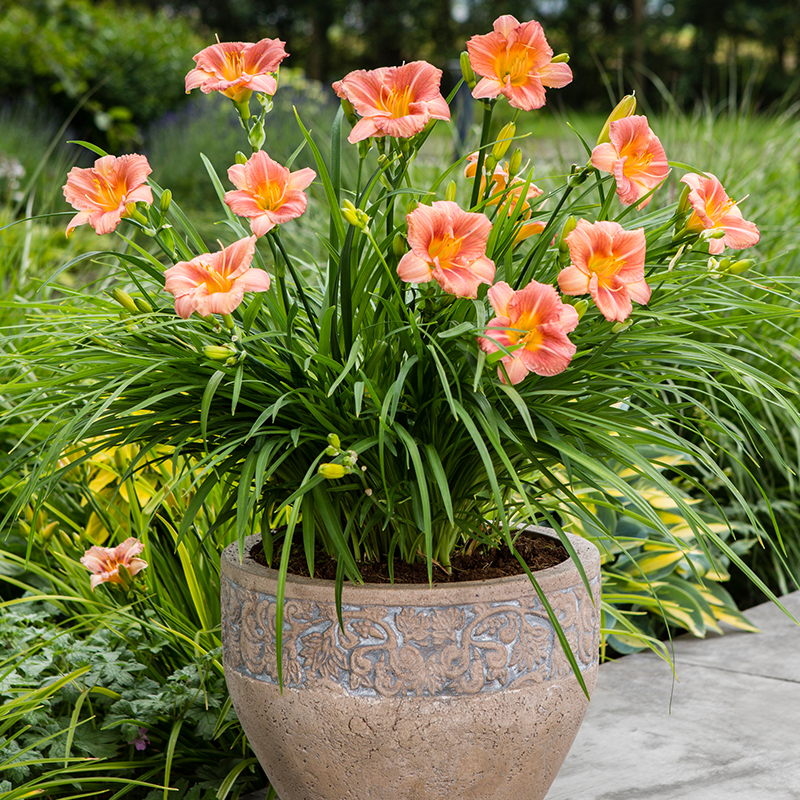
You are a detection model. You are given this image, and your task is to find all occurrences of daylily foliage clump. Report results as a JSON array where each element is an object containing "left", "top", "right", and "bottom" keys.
[{"left": 24, "top": 12, "right": 786, "bottom": 645}]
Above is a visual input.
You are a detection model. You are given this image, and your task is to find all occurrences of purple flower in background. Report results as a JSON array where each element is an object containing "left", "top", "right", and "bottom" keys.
[{"left": 130, "top": 727, "right": 150, "bottom": 751}]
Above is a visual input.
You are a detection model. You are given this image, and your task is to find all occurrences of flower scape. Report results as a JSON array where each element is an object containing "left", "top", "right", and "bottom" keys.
[{"left": 23, "top": 12, "right": 778, "bottom": 657}]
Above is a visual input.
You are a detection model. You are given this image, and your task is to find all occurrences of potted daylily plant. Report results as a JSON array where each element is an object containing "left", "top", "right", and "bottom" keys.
[{"left": 6, "top": 13, "right": 789, "bottom": 800}]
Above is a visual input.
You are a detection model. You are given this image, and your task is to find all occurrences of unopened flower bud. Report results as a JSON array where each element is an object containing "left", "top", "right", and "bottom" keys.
[
  {"left": 341, "top": 199, "right": 370, "bottom": 230},
  {"left": 324, "top": 445, "right": 338, "bottom": 456},
  {"left": 159, "top": 189, "right": 172, "bottom": 217},
  {"left": 727, "top": 258, "right": 753, "bottom": 274},
  {"left": 559, "top": 215, "right": 577, "bottom": 244},
  {"left": 508, "top": 148, "right": 523, "bottom": 178},
  {"left": 235, "top": 151, "right": 248, "bottom": 166},
  {"left": 676, "top": 183, "right": 691, "bottom": 216},
  {"left": 492, "top": 123, "right": 516, "bottom": 161},
  {"left": 596, "top": 94, "right": 637, "bottom": 145},
  {"left": 41, "top": 521, "right": 59, "bottom": 543},
  {"left": 484, "top": 154, "right": 497, "bottom": 175},
  {"left": 393, "top": 233, "right": 407, "bottom": 258},
  {"left": 248, "top": 120, "right": 266, "bottom": 151},
  {"left": 405, "top": 200, "right": 419, "bottom": 217},
  {"left": 110, "top": 288, "right": 139, "bottom": 315},
  {"left": 134, "top": 297, "right": 152, "bottom": 314},
  {"left": 445, "top": 180, "right": 457, "bottom": 202},
  {"left": 340, "top": 97, "right": 358, "bottom": 126},
  {"left": 573, "top": 299, "right": 589, "bottom": 319},
  {"left": 567, "top": 167, "right": 590, "bottom": 188},
  {"left": 611, "top": 319, "right": 632, "bottom": 334},
  {"left": 204, "top": 344, "right": 236, "bottom": 360},
  {"left": 159, "top": 226, "right": 175, "bottom": 255},
  {"left": 358, "top": 139, "right": 372, "bottom": 159},
  {"left": 551, "top": 53, "right": 570, "bottom": 63},
  {"left": 710, "top": 228, "right": 727, "bottom": 239},
  {"left": 318, "top": 463, "right": 349, "bottom": 480},
  {"left": 327, "top": 433, "right": 341, "bottom": 449},
  {"left": 460, "top": 51, "right": 477, "bottom": 89}
]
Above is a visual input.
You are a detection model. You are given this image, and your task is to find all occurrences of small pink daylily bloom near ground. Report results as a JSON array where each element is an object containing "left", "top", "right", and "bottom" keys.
[
  {"left": 63, "top": 154, "right": 153, "bottom": 237},
  {"left": 397, "top": 201, "right": 495, "bottom": 298},
  {"left": 479, "top": 280, "right": 579, "bottom": 384},
  {"left": 224, "top": 151, "right": 316, "bottom": 237},
  {"left": 560, "top": 219, "right": 649, "bottom": 323},
  {"left": 80, "top": 537, "right": 148, "bottom": 591},
  {"left": 681, "top": 172, "right": 760, "bottom": 255},
  {"left": 185, "top": 38, "right": 288, "bottom": 102},
  {"left": 467, "top": 15, "right": 573, "bottom": 111},
  {"left": 332, "top": 61, "right": 451, "bottom": 143},
  {"left": 591, "top": 115, "right": 669, "bottom": 210},
  {"left": 164, "top": 236, "right": 271, "bottom": 319}
]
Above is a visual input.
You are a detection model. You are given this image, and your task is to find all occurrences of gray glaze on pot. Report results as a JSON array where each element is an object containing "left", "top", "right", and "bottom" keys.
[{"left": 221, "top": 529, "right": 601, "bottom": 800}]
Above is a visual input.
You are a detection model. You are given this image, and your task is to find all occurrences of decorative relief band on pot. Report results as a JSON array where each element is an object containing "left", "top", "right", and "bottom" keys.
[{"left": 221, "top": 573, "right": 601, "bottom": 698}]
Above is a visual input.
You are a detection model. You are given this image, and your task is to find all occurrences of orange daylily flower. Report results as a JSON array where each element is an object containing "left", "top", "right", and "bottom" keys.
[
  {"left": 332, "top": 61, "right": 450, "bottom": 143},
  {"left": 680, "top": 172, "right": 760, "bottom": 255},
  {"left": 590, "top": 115, "right": 668, "bottom": 209},
  {"left": 224, "top": 151, "right": 316, "bottom": 237},
  {"left": 80, "top": 537, "right": 148, "bottom": 591},
  {"left": 478, "top": 280, "right": 579, "bottom": 384},
  {"left": 467, "top": 16, "right": 572, "bottom": 111},
  {"left": 397, "top": 201, "right": 495, "bottom": 298},
  {"left": 185, "top": 38, "right": 288, "bottom": 103},
  {"left": 163, "top": 236, "right": 271, "bottom": 319},
  {"left": 560, "top": 219, "right": 649, "bottom": 323},
  {"left": 63, "top": 154, "right": 153, "bottom": 237},
  {"left": 465, "top": 153, "right": 545, "bottom": 243}
]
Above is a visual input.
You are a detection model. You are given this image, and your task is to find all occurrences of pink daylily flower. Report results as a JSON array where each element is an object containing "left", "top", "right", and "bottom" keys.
[
  {"left": 590, "top": 115, "right": 669, "bottom": 209},
  {"left": 163, "top": 236, "right": 271, "bottom": 319},
  {"left": 560, "top": 219, "right": 649, "bottom": 323},
  {"left": 681, "top": 172, "right": 760, "bottom": 255},
  {"left": 80, "top": 537, "right": 148, "bottom": 591},
  {"left": 332, "top": 61, "right": 451, "bottom": 143},
  {"left": 397, "top": 201, "right": 495, "bottom": 298},
  {"left": 224, "top": 151, "right": 316, "bottom": 237},
  {"left": 185, "top": 38, "right": 288, "bottom": 102},
  {"left": 478, "top": 280, "right": 579, "bottom": 384},
  {"left": 467, "top": 16, "right": 573, "bottom": 111},
  {"left": 63, "top": 155, "right": 153, "bottom": 237}
]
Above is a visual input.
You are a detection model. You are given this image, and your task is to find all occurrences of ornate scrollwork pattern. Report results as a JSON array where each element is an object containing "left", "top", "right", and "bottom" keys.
[{"left": 221, "top": 573, "right": 600, "bottom": 697}]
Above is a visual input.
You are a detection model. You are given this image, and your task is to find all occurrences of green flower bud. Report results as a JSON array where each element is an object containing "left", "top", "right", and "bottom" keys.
[
  {"left": 318, "top": 463, "right": 348, "bottom": 480},
  {"left": 567, "top": 167, "right": 590, "bottom": 188},
  {"left": 406, "top": 200, "right": 419, "bottom": 217},
  {"left": 358, "top": 139, "right": 372, "bottom": 159},
  {"left": 393, "top": 233, "right": 407, "bottom": 258},
  {"left": 235, "top": 151, "right": 249, "bottom": 166},
  {"left": 204, "top": 344, "right": 236, "bottom": 360},
  {"left": 551, "top": 53, "right": 570, "bottom": 63},
  {"left": 676, "top": 183, "right": 691, "bottom": 216},
  {"left": 484, "top": 154, "right": 498, "bottom": 175},
  {"left": 611, "top": 319, "right": 632, "bottom": 334},
  {"left": 341, "top": 199, "right": 370, "bottom": 230},
  {"left": 159, "top": 189, "right": 172, "bottom": 217},
  {"left": 340, "top": 96, "right": 358, "bottom": 126},
  {"left": 460, "top": 51, "right": 477, "bottom": 90},
  {"left": 596, "top": 94, "right": 637, "bottom": 145},
  {"left": 110, "top": 288, "right": 139, "bottom": 315},
  {"left": 573, "top": 299, "right": 589, "bottom": 319},
  {"left": 159, "top": 226, "right": 175, "bottom": 255},
  {"left": 445, "top": 180, "right": 457, "bottom": 202},
  {"left": 248, "top": 120, "right": 266, "bottom": 151},
  {"left": 727, "top": 258, "right": 753, "bottom": 274},
  {"left": 327, "top": 433, "right": 341, "bottom": 449},
  {"left": 560, "top": 215, "right": 578, "bottom": 244},
  {"left": 492, "top": 123, "right": 516, "bottom": 161},
  {"left": 508, "top": 148, "right": 523, "bottom": 178},
  {"left": 134, "top": 297, "right": 152, "bottom": 314}
]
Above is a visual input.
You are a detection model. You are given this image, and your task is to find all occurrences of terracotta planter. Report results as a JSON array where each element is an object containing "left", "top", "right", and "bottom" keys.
[{"left": 220, "top": 529, "right": 601, "bottom": 800}]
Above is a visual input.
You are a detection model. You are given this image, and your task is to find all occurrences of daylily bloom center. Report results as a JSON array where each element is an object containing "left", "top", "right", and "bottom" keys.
[
  {"left": 587, "top": 253, "right": 626, "bottom": 282},
  {"left": 497, "top": 44, "right": 535, "bottom": 86},
  {"left": 428, "top": 232, "right": 466, "bottom": 264},
  {"left": 257, "top": 181, "right": 286, "bottom": 210},
  {"left": 202, "top": 264, "right": 233, "bottom": 294},
  {"left": 380, "top": 84, "right": 414, "bottom": 118}
]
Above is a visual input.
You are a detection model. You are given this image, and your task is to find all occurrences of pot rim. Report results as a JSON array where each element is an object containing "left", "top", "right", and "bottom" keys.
[{"left": 221, "top": 527, "right": 600, "bottom": 604}]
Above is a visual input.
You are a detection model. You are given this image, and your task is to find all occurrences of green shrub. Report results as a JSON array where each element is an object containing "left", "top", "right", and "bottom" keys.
[{"left": 0, "top": 0, "right": 205, "bottom": 149}]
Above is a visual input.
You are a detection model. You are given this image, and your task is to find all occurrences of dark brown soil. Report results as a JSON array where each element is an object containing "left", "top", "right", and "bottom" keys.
[{"left": 249, "top": 531, "right": 569, "bottom": 584}]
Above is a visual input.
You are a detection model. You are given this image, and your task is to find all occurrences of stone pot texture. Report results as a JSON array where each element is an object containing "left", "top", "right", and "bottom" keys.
[{"left": 220, "top": 529, "right": 601, "bottom": 800}]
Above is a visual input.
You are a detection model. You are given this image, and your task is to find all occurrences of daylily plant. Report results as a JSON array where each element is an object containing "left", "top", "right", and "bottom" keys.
[{"left": 37, "top": 13, "right": 787, "bottom": 685}]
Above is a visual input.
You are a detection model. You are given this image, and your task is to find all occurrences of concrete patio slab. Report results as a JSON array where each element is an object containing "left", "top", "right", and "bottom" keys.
[{"left": 545, "top": 592, "right": 800, "bottom": 800}]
